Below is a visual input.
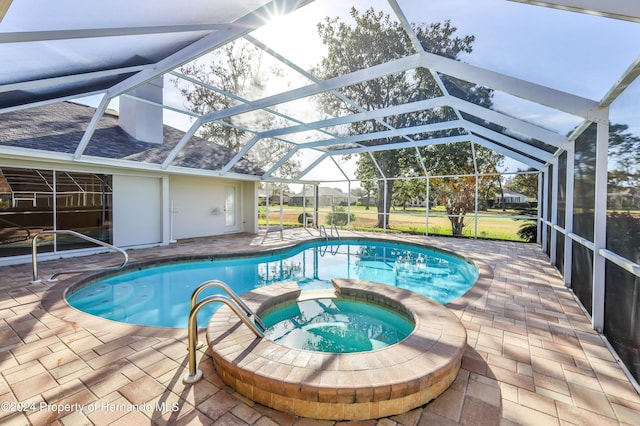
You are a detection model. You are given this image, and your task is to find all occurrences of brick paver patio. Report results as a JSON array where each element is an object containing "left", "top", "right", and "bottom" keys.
[{"left": 1, "top": 230, "right": 639, "bottom": 425}]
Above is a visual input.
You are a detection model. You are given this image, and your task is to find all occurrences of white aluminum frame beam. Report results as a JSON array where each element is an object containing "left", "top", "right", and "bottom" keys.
[
  {"left": 0, "top": 89, "right": 106, "bottom": 114},
  {"left": 0, "top": 65, "right": 147, "bottom": 94},
  {"left": 296, "top": 154, "right": 328, "bottom": 179},
  {"left": 508, "top": 0, "right": 640, "bottom": 23},
  {"left": 256, "top": 97, "right": 448, "bottom": 140},
  {"left": 600, "top": 56, "right": 640, "bottom": 107},
  {"left": 468, "top": 135, "right": 545, "bottom": 170},
  {"left": 564, "top": 145, "right": 575, "bottom": 285},
  {"left": 322, "top": 134, "right": 471, "bottom": 157},
  {"left": 537, "top": 173, "right": 543, "bottom": 243},
  {"left": 591, "top": 120, "right": 609, "bottom": 332},
  {"left": 419, "top": 52, "right": 606, "bottom": 123},
  {"left": 171, "top": 51, "right": 581, "bottom": 175},
  {"left": 330, "top": 157, "right": 350, "bottom": 181},
  {"left": 550, "top": 156, "right": 559, "bottom": 265},
  {"left": 170, "top": 69, "right": 338, "bottom": 173},
  {"left": 465, "top": 123, "right": 554, "bottom": 163},
  {"left": 263, "top": 147, "right": 303, "bottom": 177},
  {"left": 262, "top": 120, "right": 462, "bottom": 177},
  {"left": 447, "top": 97, "right": 568, "bottom": 148},
  {"left": 292, "top": 120, "right": 465, "bottom": 151},
  {"left": 542, "top": 165, "right": 550, "bottom": 253},
  {"left": 120, "top": 93, "right": 200, "bottom": 118},
  {"left": 0, "top": 24, "right": 227, "bottom": 43},
  {"left": 74, "top": 95, "right": 110, "bottom": 159}
]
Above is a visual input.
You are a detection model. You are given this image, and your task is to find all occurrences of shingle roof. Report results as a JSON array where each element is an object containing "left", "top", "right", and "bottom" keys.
[
  {"left": 293, "top": 187, "right": 347, "bottom": 197},
  {"left": 0, "top": 102, "right": 262, "bottom": 175}
]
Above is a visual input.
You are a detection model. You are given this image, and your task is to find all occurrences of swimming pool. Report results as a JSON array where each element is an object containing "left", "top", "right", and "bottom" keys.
[{"left": 66, "top": 238, "right": 479, "bottom": 328}]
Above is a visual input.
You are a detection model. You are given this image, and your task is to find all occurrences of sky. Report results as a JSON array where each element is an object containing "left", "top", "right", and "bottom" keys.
[{"left": 74, "top": 0, "right": 640, "bottom": 184}]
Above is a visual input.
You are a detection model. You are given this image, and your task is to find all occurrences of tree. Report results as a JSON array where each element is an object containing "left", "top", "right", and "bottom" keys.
[
  {"left": 473, "top": 144, "right": 505, "bottom": 210},
  {"left": 350, "top": 187, "right": 367, "bottom": 200},
  {"left": 504, "top": 168, "right": 539, "bottom": 199},
  {"left": 355, "top": 160, "right": 378, "bottom": 211},
  {"left": 423, "top": 143, "right": 503, "bottom": 236},
  {"left": 571, "top": 122, "right": 640, "bottom": 211},
  {"left": 174, "top": 40, "right": 300, "bottom": 177},
  {"left": 392, "top": 173, "right": 426, "bottom": 210},
  {"left": 608, "top": 123, "right": 640, "bottom": 212},
  {"left": 315, "top": 7, "right": 494, "bottom": 228},
  {"left": 431, "top": 175, "right": 475, "bottom": 236}
]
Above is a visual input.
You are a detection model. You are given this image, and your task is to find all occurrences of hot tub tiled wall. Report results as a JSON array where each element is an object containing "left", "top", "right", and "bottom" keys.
[{"left": 206, "top": 279, "right": 467, "bottom": 420}]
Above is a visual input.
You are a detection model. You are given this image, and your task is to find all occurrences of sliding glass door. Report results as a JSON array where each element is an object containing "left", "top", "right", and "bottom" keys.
[{"left": 0, "top": 167, "right": 112, "bottom": 257}]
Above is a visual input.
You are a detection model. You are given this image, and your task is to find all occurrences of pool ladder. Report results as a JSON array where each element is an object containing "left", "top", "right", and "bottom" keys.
[
  {"left": 184, "top": 279, "right": 265, "bottom": 384},
  {"left": 319, "top": 223, "right": 340, "bottom": 241},
  {"left": 319, "top": 224, "right": 341, "bottom": 256}
]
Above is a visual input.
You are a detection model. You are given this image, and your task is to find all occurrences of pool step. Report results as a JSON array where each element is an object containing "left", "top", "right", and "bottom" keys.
[
  {"left": 71, "top": 282, "right": 155, "bottom": 319},
  {"left": 297, "top": 279, "right": 333, "bottom": 290}
]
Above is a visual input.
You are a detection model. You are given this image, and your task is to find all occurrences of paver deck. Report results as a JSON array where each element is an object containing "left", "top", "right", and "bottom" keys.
[{"left": 1, "top": 229, "right": 639, "bottom": 425}]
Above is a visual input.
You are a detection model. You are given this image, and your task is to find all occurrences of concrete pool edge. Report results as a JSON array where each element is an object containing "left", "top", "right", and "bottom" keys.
[{"left": 206, "top": 279, "right": 467, "bottom": 420}]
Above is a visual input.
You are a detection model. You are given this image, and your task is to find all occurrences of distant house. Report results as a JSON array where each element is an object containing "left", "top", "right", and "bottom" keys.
[
  {"left": 289, "top": 187, "right": 349, "bottom": 207},
  {"left": 495, "top": 189, "right": 528, "bottom": 205},
  {"left": 258, "top": 188, "right": 290, "bottom": 205}
]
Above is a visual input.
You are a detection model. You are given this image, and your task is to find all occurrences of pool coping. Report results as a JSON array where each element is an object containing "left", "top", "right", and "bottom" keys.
[
  {"left": 206, "top": 279, "right": 467, "bottom": 420},
  {"left": 37, "top": 236, "right": 493, "bottom": 341}
]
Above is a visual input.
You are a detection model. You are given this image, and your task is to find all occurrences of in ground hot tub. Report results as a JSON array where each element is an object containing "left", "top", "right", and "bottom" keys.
[
  {"left": 261, "top": 292, "right": 414, "bottom": 353},
  {"left": 207, "top": 279, "right": 467, "bottom": 421}
]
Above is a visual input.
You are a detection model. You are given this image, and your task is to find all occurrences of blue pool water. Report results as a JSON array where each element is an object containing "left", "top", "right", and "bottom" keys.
[
  {"left": 262, "top": 298, "right": 414, "bottom": 353},
  {"left": 66, "top": 239, "right": 478, "bottom": 328}
]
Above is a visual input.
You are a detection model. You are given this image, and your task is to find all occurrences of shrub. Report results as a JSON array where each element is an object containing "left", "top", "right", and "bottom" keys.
[
  {"left": 324, "top": 206, "right": 355, "bottom": 226},
  {"left": 297, "top": 212, "right": 314, "bottom": 225},
  {"left": 514, "top": 207, "right": 538, "bottom": 243}
]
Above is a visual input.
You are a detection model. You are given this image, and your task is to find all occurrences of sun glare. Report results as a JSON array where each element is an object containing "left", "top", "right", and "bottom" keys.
[{"left": 252, "top": 3, "right": 329, "bottom": 70}]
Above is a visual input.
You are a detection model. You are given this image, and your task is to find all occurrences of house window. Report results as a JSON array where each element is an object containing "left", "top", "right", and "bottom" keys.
[{"left": 0, "top": 167, "right": 112, "bottom": 257}]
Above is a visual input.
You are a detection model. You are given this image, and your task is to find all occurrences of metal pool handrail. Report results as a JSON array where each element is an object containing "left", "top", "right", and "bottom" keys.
[
  {"left": 189, "top": 279, "right": 266, "bottom": 332},
  {"left": 331, "top": 223, "right": 340, "bottom": 240},
  {"left": 319, "top": 224, "right": 340, "bottom": 241},
  {"left": 31, "top": 229, "right": 128, "bottom": 283},
  {"left": 184, "top": 294, "right": 264, "bottom": 384},
  {"left": 319, "top": 225, "right": 328, "bottom": 241}
]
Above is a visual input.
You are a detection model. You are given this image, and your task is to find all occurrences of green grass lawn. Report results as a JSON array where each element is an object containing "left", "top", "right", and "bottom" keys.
[{"left": 259, "top": 205, "right": 534, "bottom": 242}]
